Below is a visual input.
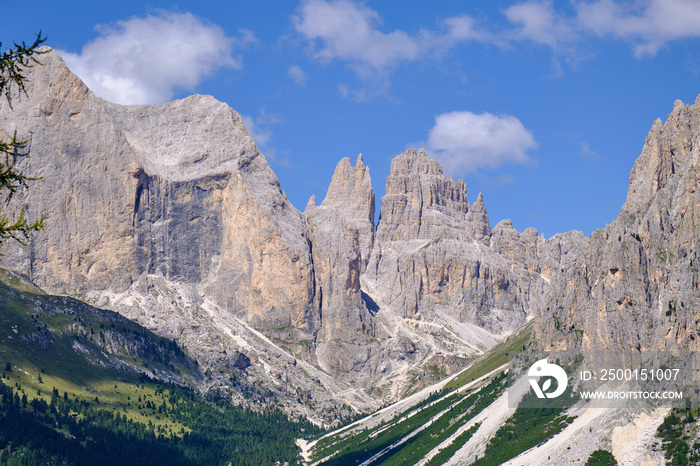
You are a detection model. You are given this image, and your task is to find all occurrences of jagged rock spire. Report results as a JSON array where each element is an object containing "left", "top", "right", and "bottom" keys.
[
  {"left": 321, "top": 155, "right": 375, "bottom": 224},
  {"left": 376, "top": 148, "right": 469, "bottom": 242},
  {"left": 304, "top": 156, "right": 377, "bottom": 374},
  {"left": 466, "top": 192, "right": 491, "bottom": 245}
]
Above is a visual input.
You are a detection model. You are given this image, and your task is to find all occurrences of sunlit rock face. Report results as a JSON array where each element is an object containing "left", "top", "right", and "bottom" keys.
[
  {"left": 305, "top": 155, "right": 377, "bottom": 376},
  {"left": 535, "top": 97, "right": 700, "bottom": 356},
  {"left": 0, "top": 50, "right": 317, "bottom": 332},
  {"left": 363, "top": 148, "right": 543, "bottom": 334}
]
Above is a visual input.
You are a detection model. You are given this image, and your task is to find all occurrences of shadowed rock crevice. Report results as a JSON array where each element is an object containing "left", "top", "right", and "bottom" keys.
[
  {"left": 361, "top": 290, "right": 379, "bottom": 316},
  {"left": 132, "top": 167, "right": 149, "bottom": 220}
]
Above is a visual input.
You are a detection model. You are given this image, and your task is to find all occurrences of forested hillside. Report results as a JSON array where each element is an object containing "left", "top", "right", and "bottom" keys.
[
  {"left": 0, "top": 377, "right": 319, "bottom": 465},
  {"left": 0, "top": 270, "right": 320, "bottom": 465}
]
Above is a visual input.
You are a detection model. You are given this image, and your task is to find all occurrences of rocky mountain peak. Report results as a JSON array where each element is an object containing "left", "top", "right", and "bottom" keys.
[
  {"left": 465, "top": 192, "right": 491, "bottom": 245},
  {"left": 320, "top": 154, "right": 375, "bottom": 225},
  {"left": 100, "top": 95, "right": 259, "bottom": 183},
  {"left": 388, "top": 148, "right": 443, "bottom": 177},
  {"left": 623, "top": 95, "right": 700, "bottom": 216},
  {"left": 304, "top": 156, "right": 377, "bottom": 374},
  {"left": 472, "top": 192, "right": 486, "bottom": 212},
  {"left": 536, "top": 94, "right": 700, "bottom": 357},
  {"left": 377, "top": 148, "right": 469, "bottom": 242},
  {"left": 308, "top": 155, "right": 376, "bottom": 269},
  {"left": 0, "top": 47, "right": 315, "bottom": 329}
]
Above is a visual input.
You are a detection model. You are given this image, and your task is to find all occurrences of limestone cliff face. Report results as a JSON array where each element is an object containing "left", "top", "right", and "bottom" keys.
[
  {"left": 375, "top": 148, "right": 469, "bottom": 243},
  {"left": 0, "top": 51, "right": 140, "bottom": 293},
  {"left": 102, "top": 96, "right": 317, "bottom": 330},
  {"left": 535, "top": 96, "right": 700, "bottom": 355},
  {"left": 305, "top": 155, "right": 377, "bottom": 374},
  {"left": 0, "top": 50, "right": 317, "bottom": 332},
  {"left": 363, "top": 149, "right": 538, "bottom": 335}
]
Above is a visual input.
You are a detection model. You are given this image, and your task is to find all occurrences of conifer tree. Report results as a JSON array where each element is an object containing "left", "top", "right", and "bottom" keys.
[{"left": 0, "top": 34, "right": 46, "bottom": 246}]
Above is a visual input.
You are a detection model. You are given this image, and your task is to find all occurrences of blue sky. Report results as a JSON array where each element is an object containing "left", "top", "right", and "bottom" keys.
[{"left": 3, "top": 1, "right": 700, "bottom": 238}]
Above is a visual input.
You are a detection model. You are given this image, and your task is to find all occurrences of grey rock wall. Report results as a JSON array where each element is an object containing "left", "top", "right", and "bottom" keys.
[
  {"left": 535, "top": 96, "right": 700, "bottom": 358},
  {"left": 363, "top": 148, "right": 544, "bottom": 335},
  {"left": 0, "top": 50, "right": 318, "bottom": 333},
  {"left": 305, "top": 155, "right": 377, "bottom": 375}
]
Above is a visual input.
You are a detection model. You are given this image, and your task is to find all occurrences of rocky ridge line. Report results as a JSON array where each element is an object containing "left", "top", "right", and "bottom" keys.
[{"left": 0, "top": 48, "right": 595, "bottom": 417}]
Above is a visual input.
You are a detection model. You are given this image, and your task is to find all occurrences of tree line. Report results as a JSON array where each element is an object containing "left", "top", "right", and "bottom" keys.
[{"left": 0, "top": 377, "right": 320, "bottom": 465}]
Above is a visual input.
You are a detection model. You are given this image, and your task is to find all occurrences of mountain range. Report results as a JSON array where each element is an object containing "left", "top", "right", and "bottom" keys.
[{"left": 1, "top": 48, "right": 699, "bottom": 464}]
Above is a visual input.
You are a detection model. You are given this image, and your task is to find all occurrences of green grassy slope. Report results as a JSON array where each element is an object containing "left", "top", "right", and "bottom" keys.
[
  {"left": 305, "top": 320, "right": 536, "bottom": 465},
  {"left": 0, "top": 270, "right": 200, "bottom": 411},
  {"left": 0, "top": 270, "right": 320, "bottom": 465},
  {"left": 442, "top": 319, "right": 534, "bottom": 392}
]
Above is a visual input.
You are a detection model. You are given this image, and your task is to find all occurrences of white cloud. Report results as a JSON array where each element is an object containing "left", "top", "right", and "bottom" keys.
[
  {"left": 580, "top": 141, "right": 600, "bottom": 158},
  {"left": 60, "top": 11, "right": 254, "bottom": 104},
  {"left": 505, "top": 0, "right": 700, "bottom": 56},
  {"left": 294, "top": 0, "right": 419, "bottom": 73},
  {"left": 292, "top": 0, "right": 700, "bottom": 97},
  {"left": 293, "top": 0, "right": 487, "bottom": 96},
  {"left": 288, "top": 65, "right": 308, "bottom": 85},
  {"left": 442, "top": 15, "right": 488, "bottom": 42},
  {"left": 504, "top": 1, "right": 575, "bottom": 47},
  {"left": 419, "top": 14, "right": 494, "bottom": 53},
  {"left": 426, "top": 111, "right": 537, "bottom": 174},
  {"left": 577, "top": 0, "right": 700, "bottom": 56}
]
